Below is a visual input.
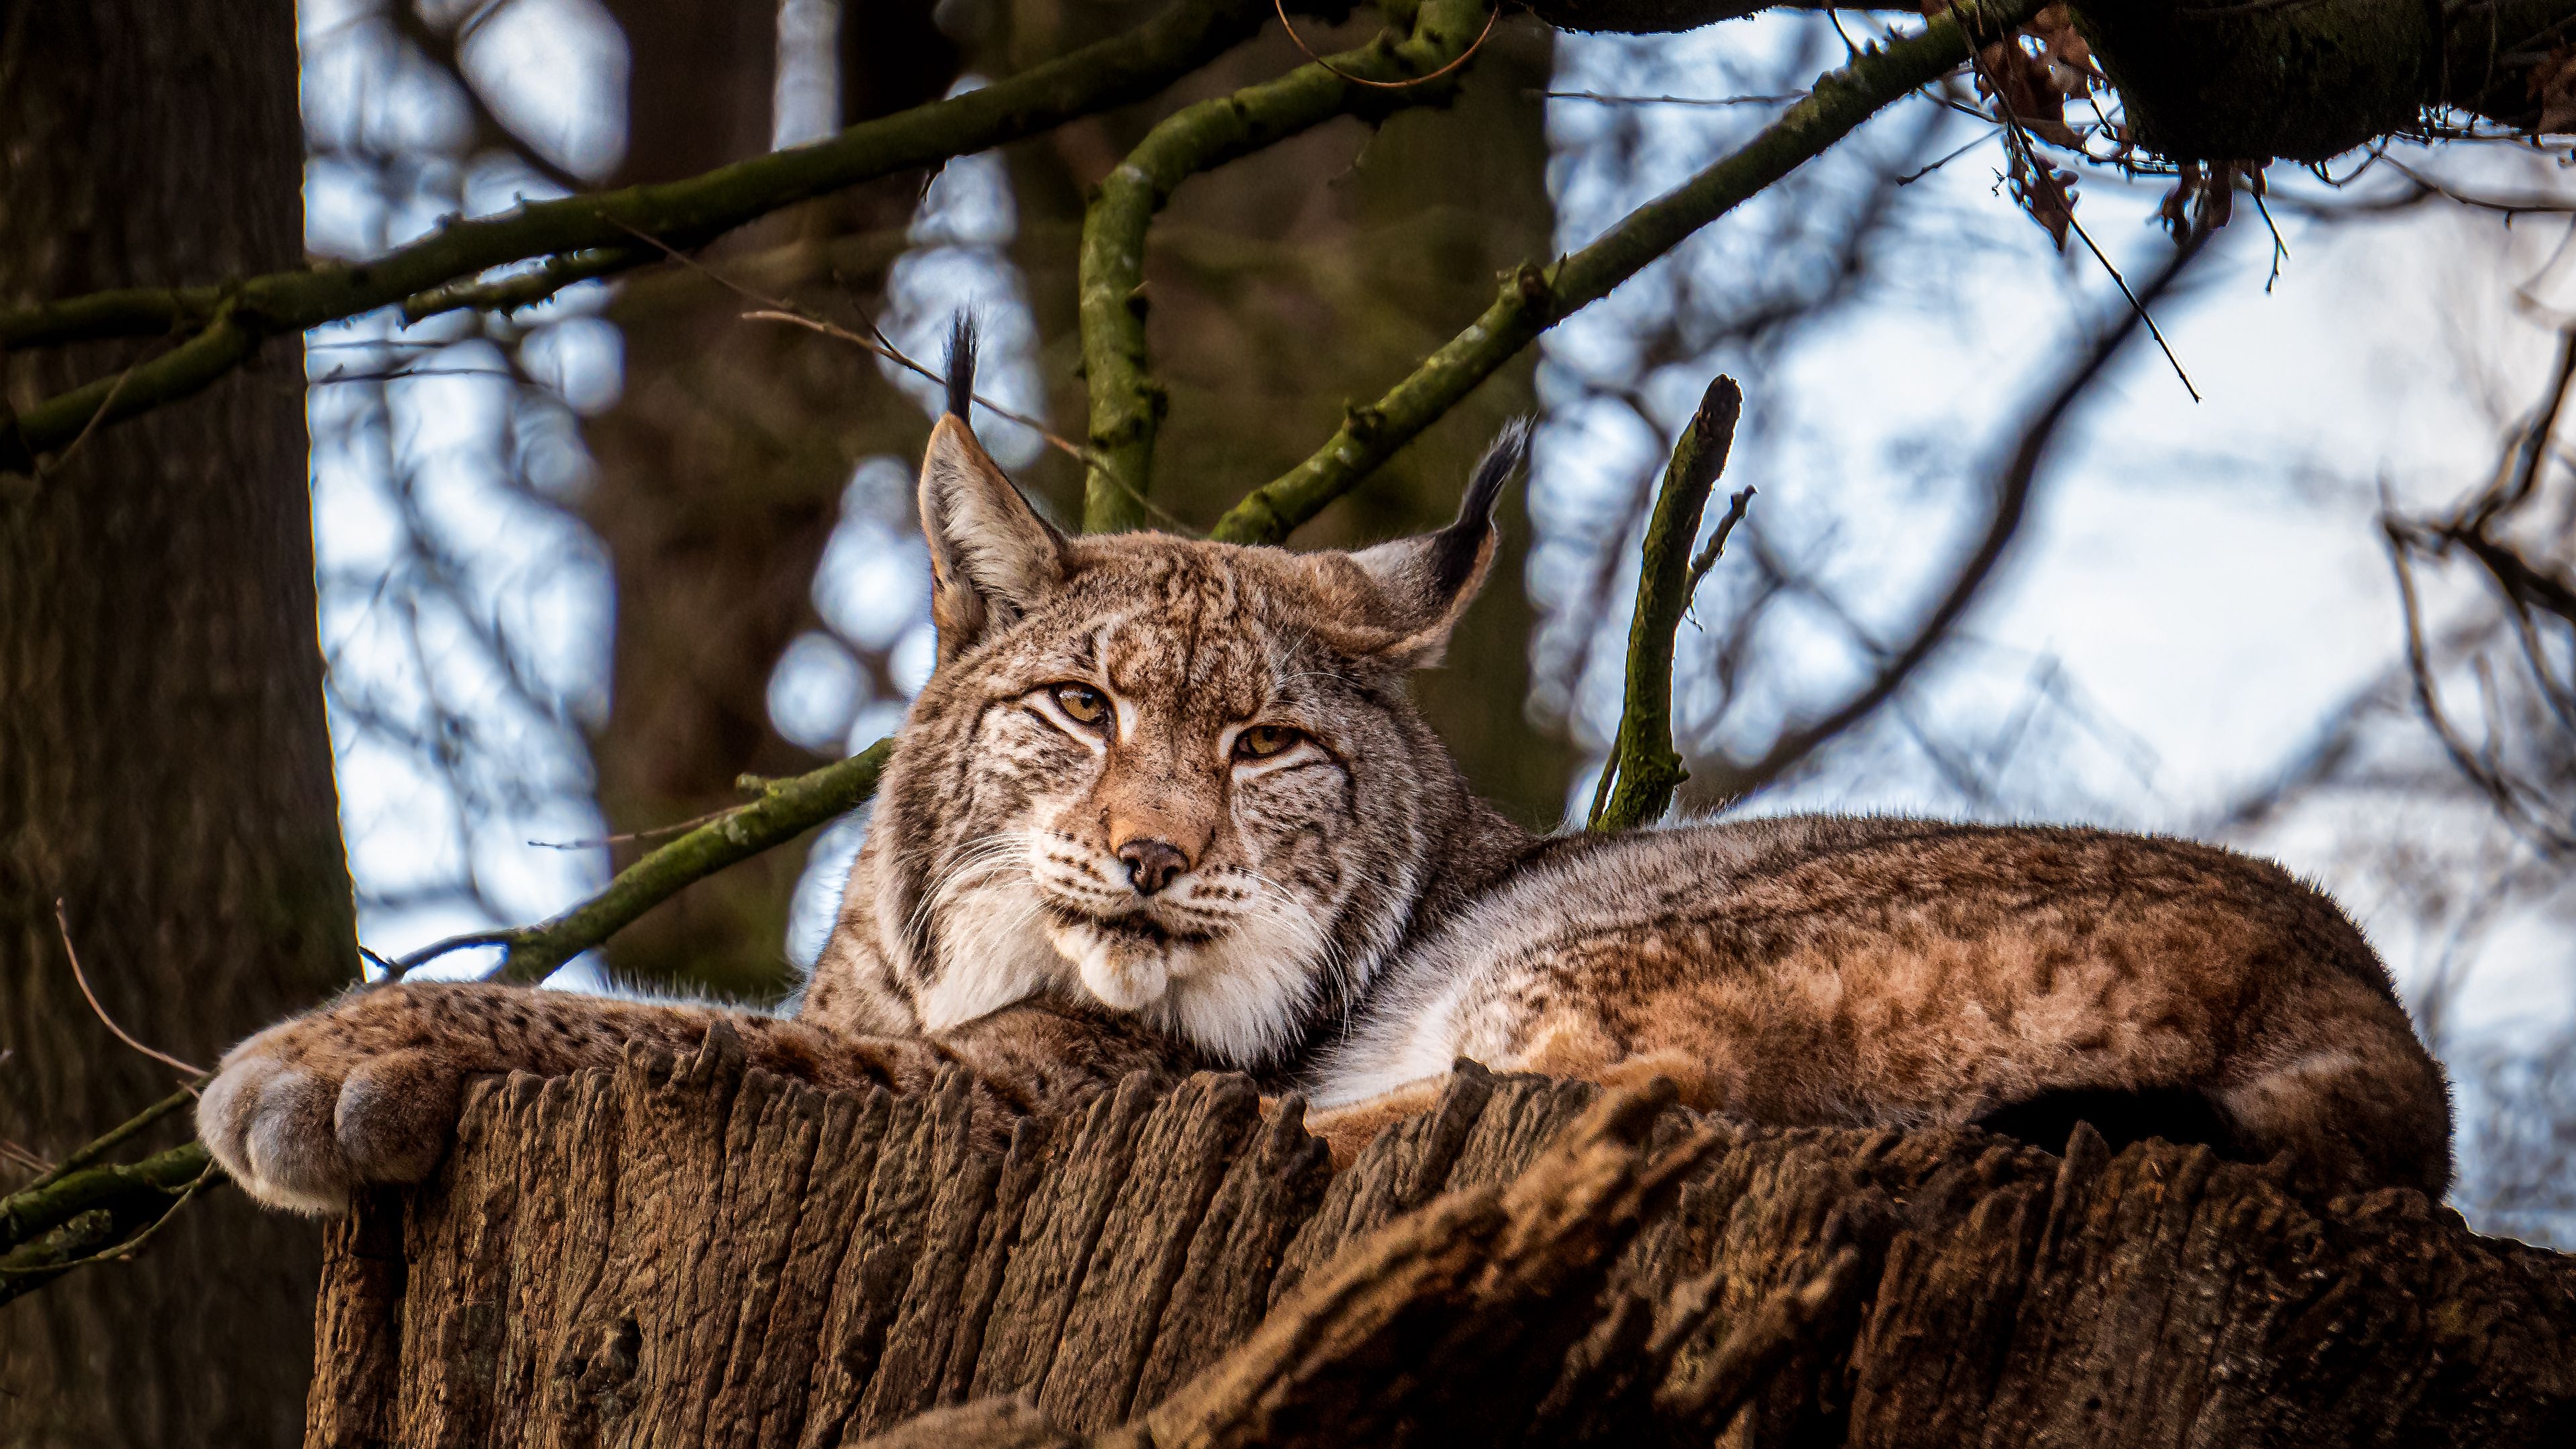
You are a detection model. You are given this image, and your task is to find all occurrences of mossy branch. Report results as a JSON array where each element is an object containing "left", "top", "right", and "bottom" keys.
[
  {"left": 0, "top": 1138, "right": 215, "bottom": 1308},
  {"left": 0, "top": 0, "right": 1283, "bottom": 473},
  {"left": 1207, "top": 0, "right": 2046, "bottom": 546},
  {"left": 1587, "top": 376, "right": 1745, "bottom": 832},
  {"left": 394, "top": 737, "right": 899, "bottom": 983},
  {"left": 2, "top": 739, "right": 900, "bottom": 1307},
  {"left": 1079, "top": 0, "right": 1495, "bottom": 531}
]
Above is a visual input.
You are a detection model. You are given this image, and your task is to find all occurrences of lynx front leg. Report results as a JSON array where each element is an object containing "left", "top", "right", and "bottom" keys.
[
  {"left": 1297, "top": 1078, "right": 1455, "bottom": 1169},
  {"left": 198, "top": 981, "right": 949, "bottom": 1214}
]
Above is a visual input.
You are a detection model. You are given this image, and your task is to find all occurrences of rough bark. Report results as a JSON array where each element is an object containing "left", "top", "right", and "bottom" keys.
[
  {"left": 1525, "top": 0, "right": 2576, "bottom": 162},
  {"left": 311, "top": 1039, "right": 2576, "bottom": 1449},
  {"left": 0, "top": 3, "right": 357, "bottom": 1444}
]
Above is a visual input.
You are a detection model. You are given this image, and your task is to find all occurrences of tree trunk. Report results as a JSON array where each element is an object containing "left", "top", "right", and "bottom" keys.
[
  {"left": 0, "top": 5, "right": 357, "bottom": 1445},
  {"left": 307, "top": 1037, "right": 2576, "bottom": 1449},
  {"left": 576, "top": 0, "right": 963, "bottom": 1000}
]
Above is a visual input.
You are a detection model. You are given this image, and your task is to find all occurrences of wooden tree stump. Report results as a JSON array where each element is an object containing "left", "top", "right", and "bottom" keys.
[{"left": 306, "top": 1026, "right": 2576, "bottom": 1449}]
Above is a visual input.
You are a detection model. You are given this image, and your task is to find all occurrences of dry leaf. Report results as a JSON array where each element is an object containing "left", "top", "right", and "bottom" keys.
[
  {"left": 1974, "top": 25, "right": 2090, "bottom": 150},
  {"left": 2008, "top": 147, "right": 2077, "bottom": 250},
  {"left": 2030, "top": 5, "right": 2099, "bottom": 83},
  {"left": 2159, "top": 159, "right": 2259, "bottom": 246}
]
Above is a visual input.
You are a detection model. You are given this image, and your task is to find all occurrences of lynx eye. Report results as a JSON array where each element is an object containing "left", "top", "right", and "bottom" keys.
[
  {"left": 1050, "top": 682, "right": 1110, "bottom": 727},
  {"left": 1234, "top": 724, "right": 1302, "bottom": 762}
]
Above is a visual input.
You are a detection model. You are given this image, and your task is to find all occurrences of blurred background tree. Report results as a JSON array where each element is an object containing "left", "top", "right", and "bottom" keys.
[{"left": 0, "top": 6, "right": 350, "bottom": 1444}]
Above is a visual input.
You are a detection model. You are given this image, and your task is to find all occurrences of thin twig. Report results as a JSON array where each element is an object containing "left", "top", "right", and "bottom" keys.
[
  {"left": 1538, "top": 90, "right": 1807, "bottom": 107},
  {"left": 525, "top": 801, "right": 741, "bottom": 851},
  {"left": 2381, "top": 156, "right": 2576, "bottom": 219},
  {"left": 2055, "top": 204, "right": 2199, "bottom": 403},
  {"left": 1683, "top": 486, "right": 1757, "bottom": 603},
  {"left": 383, "top": 928, "right": 523, "bottom": 981},
  {"left": 601, "top": 219, "right": 1038, "bottom": 435},
  {"left": 737, "top": 312, "right": 1053, "bottom": 460},
  {"left": 54, "top": 901, "right": 208, "bottom": 1081},
  {"left": 311, "top": 364, "right": 525, "bottom": 387},
  {"left": 36, "top": 349, "right": 146, "bottom": 477},
  {"left": 592, "top": 213, "right": 1192, "bottom": 531},
  {"left": 1968, "top": 47, "right": 2200, "bottom": 402},
  {"left": 737, "top": 309, "right": 1199, "bottom": 535},
  {"left": 381, "top": 735, "right": 900, "bottom": 985},
  {"left": 2252, "top": 187, "right": 2289, "bottom": 292},
  {"left": 1897, "top": 127, "right": 2000, "bottom": 185}
]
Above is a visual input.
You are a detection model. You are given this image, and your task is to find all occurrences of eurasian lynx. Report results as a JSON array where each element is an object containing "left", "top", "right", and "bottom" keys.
[{"left": 201, "top": 326, "right": 2451, "bottom": 1214}]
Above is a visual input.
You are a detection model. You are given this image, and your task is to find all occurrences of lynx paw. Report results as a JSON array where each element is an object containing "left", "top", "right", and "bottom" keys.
[{"left": 198, "top": 1011, "right": 464, "bottom": 1216}]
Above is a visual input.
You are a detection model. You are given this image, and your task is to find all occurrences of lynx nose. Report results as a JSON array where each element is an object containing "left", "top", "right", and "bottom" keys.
[{"left": 1116, "top": 839, "right": 1190, "bottom": 896}]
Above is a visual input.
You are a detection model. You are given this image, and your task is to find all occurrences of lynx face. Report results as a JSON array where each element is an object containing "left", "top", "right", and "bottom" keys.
[{"left": 853, "top": 387, "right": 1522, "bottom": 1069}]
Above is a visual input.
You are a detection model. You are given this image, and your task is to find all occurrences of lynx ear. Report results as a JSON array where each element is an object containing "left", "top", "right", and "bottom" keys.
[
  {"left": 1332, "top": 421, "right": 1529, "bottom": 667},
  {"left": 919, "top": 317, "right": 1068, "bottom": 664}
]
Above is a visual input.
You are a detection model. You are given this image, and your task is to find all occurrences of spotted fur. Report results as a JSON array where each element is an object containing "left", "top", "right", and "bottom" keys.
[{"left": 200, "top": 341, "right": 2451, "bottom": 1214}]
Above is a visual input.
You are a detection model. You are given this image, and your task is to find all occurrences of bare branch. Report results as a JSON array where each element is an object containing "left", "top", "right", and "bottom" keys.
[
  {"left": 1684, "top": 227, "right": 2213, "bottom": 808},
  {"left": 0, "top": 1139, "right": 217, "bottom": 1307},
  {"left": 383, "top": 737, "right": 896, "bottom": 983},
  {"left": 54, "top": 901, "right": 208, "bottom": 1080}
]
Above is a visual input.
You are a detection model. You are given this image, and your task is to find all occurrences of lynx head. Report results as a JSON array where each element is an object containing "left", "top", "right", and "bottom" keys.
[{"left": 859, "top": 320, "right": 1522, "bottom": 1068}]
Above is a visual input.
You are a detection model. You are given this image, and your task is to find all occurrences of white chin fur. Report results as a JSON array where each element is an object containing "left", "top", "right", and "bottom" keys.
[
  {"left": 1051, "top": 920, "right": 1171, "bottom": 1011},
  {"left": 927, "top": 874, "right": 1336, "bottom": 1068}
]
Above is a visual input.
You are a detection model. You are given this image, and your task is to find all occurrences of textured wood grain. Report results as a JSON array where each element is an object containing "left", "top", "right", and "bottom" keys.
[{"left": 310, "top": 1035, "right": 2576, "bottom": 1449}]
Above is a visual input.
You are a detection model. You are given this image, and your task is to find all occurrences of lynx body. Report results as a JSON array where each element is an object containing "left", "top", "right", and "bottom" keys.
[
  {"left": 1303, "top": 817, "right": 2450, "bottom": 1197},
  {"left": 199, "top": 329, "right": 2452, "bottom": 1214}
]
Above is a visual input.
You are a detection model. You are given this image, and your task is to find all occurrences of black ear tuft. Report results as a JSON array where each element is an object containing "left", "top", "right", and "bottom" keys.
[
  {"left": 945, "top": 313, "right": 978, "bottom": 420},
  {"left": 1426, "top": 418, "right": 1532, "bottom": 596}
]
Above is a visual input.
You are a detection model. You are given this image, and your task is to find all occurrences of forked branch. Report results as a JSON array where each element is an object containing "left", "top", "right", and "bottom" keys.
[
  {"left": 1080, "top": 0, "right": 1498, "bottom": 530},
  {"left": 1210, "top": 0, "right": 2048, "bottom": 545},
  {"left": 1589, "top": 376, "right": 1746, "bottom": 831},
  {"left": 0, "top": 1128, "right": 215, "bottom": 1308}
]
